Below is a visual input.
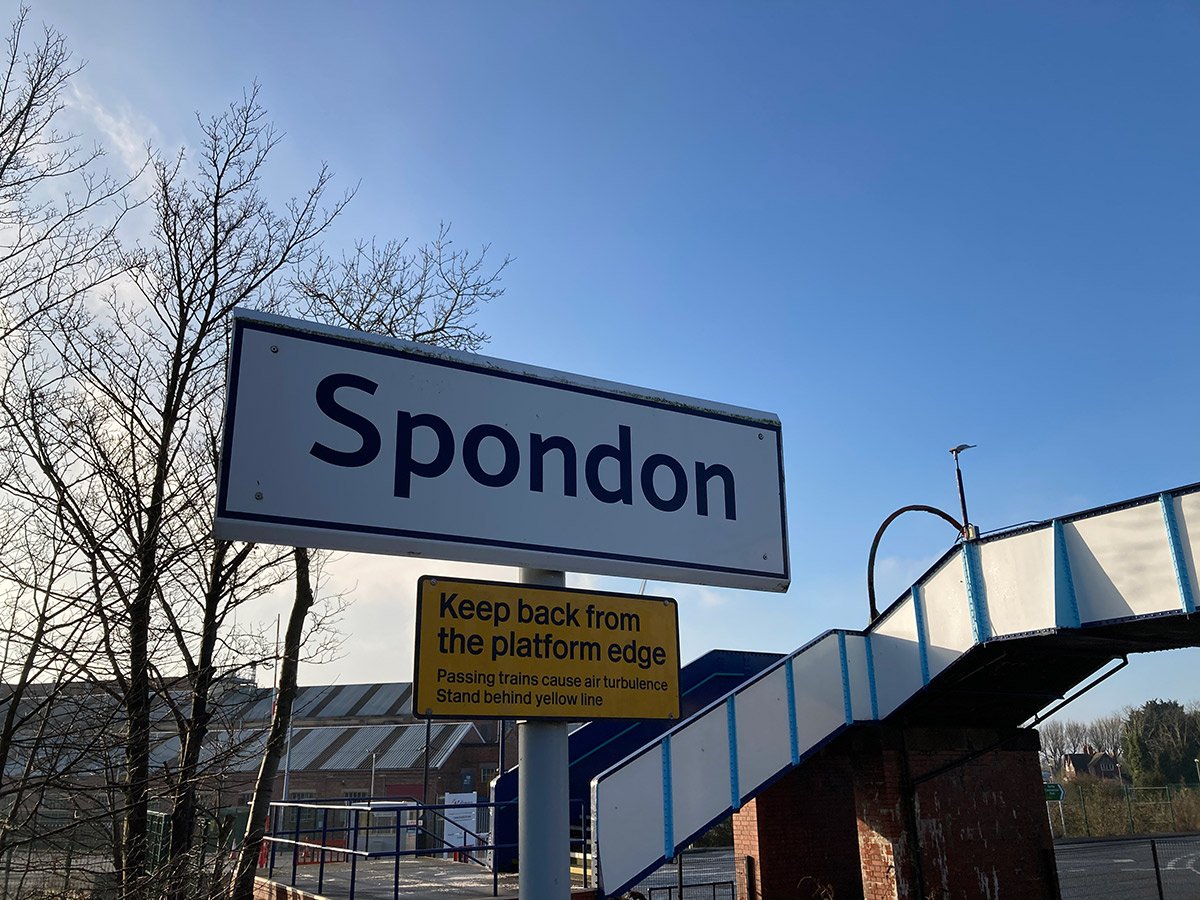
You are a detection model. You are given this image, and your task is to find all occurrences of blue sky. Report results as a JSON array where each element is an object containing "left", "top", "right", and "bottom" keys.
[{"left": 41, "top": 2, "right": 1200, "bottom": 723}]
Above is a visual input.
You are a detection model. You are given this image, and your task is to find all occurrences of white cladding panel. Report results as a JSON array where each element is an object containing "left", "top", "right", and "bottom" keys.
[
  {"left": 921, "top": 554, "right": 975, "bottom": 679},
  {"left": 669, "top": 706, "right": 733, "bottom": 844},
  {"left": 217, "top": 312, "right": 788, "bottom": 591},
  {"left": 734, "top": 668, "right": 792, "bottom": 797},
  {"left": 1068, "top": 504, "right": 1179, "bottom": 623},
  {"left": 594, "top": 747, "right": 664, "bottom": 892},
  {"left": 980, "top": 528, "right": 1055, "bottom": 636},
  {"left": 842, "top": 633, "right": 874, "bottom": 721},
  {"left": 791, "top": 636, "right": 849, "bottom": 748},
  {"left": 871, "top": 598, "right": 922, "bottom": 719},
  {"left": 1175, "top": 493, "right": 1200, "bottom": 606}
]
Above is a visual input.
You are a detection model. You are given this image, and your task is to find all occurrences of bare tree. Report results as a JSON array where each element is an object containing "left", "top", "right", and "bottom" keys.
[
  {"left": 1038, "top": 719, "right": 1067, "bottom": 775},
  {"left": 0, "top": 492, "right": 126, "bottom": 893},
  {"left": 228, "top": 548, "right": 316, "bottom": 900},
  {"left": 0, "top": 9, "right": 140, "bottom": 893},
  {"left": 3, "top": 84, "right": 346, "bottom": 898},
  {"left": 226, "top": 227, "right": 507, "bottom": 900},
  {"left": 1062, "top": 719, "right": 1088, "bottom": 754},
  {"left": 1089, "top": 712, "right": 1126, "bottom": 760},
  {"left": 0, "top": 7, "right": 134, "bottom": 342},
  {"left": 1, "top": 15, "right": 507, "bottom": 898},
  {"left": 296, "top": 227, "right": 506, "bottom": 351}
]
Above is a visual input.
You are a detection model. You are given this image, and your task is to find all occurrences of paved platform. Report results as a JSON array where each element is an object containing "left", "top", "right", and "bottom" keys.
[{"left": 261, "top": 855, "right": 565, "bottom": 899}]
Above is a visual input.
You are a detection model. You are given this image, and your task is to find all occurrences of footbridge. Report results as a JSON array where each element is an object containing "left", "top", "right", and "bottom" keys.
[
  {"left": 489, "top": 648, "right": 782, "bottom": 871},
  {"left": 590, "top": 483, "right": 1200, "bottom": 897}
]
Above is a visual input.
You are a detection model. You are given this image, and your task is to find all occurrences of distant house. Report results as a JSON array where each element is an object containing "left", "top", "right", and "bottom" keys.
[{"left": 1061, "top": 746, "right": 1122, "bottom": 781}]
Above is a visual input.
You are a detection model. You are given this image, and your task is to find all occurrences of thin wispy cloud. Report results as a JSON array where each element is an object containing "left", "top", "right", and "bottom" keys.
[{"left": 67, "top": 82, "right": 156, "bottom": 177}]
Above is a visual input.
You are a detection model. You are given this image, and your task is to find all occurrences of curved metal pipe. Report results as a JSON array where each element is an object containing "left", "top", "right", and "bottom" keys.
[{"left": 867, "top": 504, "right": 963, "bottom": 622}]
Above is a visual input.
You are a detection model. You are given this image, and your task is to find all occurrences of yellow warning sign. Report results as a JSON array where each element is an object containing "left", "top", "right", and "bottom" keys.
[{"left": 413, "top": 576, "right": 680, "bottom": 720}]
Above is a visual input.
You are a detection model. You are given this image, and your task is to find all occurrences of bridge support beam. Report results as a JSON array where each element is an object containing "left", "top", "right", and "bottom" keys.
[{"left": 733, "top": 727, "right": 1061, "bottom": 900}]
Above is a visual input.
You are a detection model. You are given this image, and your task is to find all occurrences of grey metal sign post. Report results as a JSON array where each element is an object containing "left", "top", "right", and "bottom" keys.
[{"left": 518, "top": 567, "right": 570, "bottom": 900}]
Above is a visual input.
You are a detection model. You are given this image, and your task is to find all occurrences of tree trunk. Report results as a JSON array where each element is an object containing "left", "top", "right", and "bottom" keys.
[
  {"left": 227, "top": 548, "right": 315, "bottom": 900},
  {"left": 165, "top": 543, "right": 229, "bottom": 900},
  {"left": 123, "top": 588, "right": 152, "bottom": 900}
]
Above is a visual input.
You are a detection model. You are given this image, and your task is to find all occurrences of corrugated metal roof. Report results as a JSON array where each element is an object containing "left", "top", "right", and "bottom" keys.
[
  {"left": 1, "top": 719, "right": 475, "bottom": 780},
  {"left": 292, "top": 685, "right": 339, "bottom": 718},
  {"left": 319, "top": 724, "right": 394, "bottom": 771},
  {"left": 286, "top": 726, "right": 345, "bottom": 770},
  {"left": 356, "top": 683, "right": 411, "bottom": 717},
  {"left": 375, "top": 724, "right": 437, "bottom": 769},
  {"left": 196, "top": 729, "right": 270, "bottom": 773},
  {"left": 237, "top": 683, "right": 416, "bottom": 723},
  {"left": 146, "top": 729, "right": 269, "bottom": 774},
  {"left": 317, "top": 683, "right": 373, "bottom": 718},
  {"left": 431, "top": 724, "right": 474, "bottom": 768},
  {"left": 230, "top": 730, "right": 270, "bottom": 772},
  {"left": 240, "top": 694, "right": 275, "bottom": 722},
  {"left": 361, "top": 722, "right": 476, "bottom": 770}
]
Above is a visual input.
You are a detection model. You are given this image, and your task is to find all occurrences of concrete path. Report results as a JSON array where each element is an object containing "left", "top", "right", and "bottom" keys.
[{"left": 262, "top": 855, "right": 540, "bottom": 899}]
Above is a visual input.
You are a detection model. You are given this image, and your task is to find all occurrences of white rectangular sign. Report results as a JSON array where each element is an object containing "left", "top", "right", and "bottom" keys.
[
  {"left": 442, "top": 792, "right": 478, "bottom": 855},
  {"left": 215, "top": 311, "right": 789, "bottom": 591}
]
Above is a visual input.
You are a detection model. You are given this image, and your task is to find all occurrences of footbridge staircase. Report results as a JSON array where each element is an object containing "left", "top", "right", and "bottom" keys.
[{"left": 590, "top": 483, "right": 1200, "bottom": 897}]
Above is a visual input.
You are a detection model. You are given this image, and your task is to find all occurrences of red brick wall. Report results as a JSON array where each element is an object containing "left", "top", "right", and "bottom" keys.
[
  {"left": 852, "top": 726, "right": 1060, "bottom": 900},
  {"left": 732, "top": 746, "right": 861, "bottom": 899},
  {"left": 731, "top": 727, "right": 1060, "bottom": 900}
]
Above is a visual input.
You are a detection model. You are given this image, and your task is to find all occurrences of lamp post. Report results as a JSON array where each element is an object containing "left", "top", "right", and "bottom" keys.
[
  {"left": 867, "top": 505, "right": 963, "bottom": 621},
  {"left": 1194, "top": 757, "right": 1199, "bottom": 786},
  {"left": 865, "top": 445, "right": 979, "bottom": 622},
  {"left": 949, "top": 444, "right": 977, "bottom": 540},
  {"left": 368, "top": 750, "right": 377, "bottom": 847}
]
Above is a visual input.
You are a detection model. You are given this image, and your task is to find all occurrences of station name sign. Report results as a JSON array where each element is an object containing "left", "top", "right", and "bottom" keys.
[
  {"left": 214, "top": 310, "right": 789, "bottom": 591},
  {"left": 413, "top": 576, "right": 680, "bottom": 719}
]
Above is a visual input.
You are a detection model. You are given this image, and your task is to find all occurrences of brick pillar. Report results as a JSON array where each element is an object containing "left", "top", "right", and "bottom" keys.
[
  {"left": 852, "top": 725, "right": 1061, "bottom": 900},
  {"left": 852, "top": 730, "right": 914, "bottom": 899},
  {"left": 732, "top": 747, "right": 862, "bottom": 900}
]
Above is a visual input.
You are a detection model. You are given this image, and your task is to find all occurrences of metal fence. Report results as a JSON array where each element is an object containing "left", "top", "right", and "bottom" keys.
[
  {"left": 630, "top": 847, "right": 736, "bottom": 900},
  {"left": 1057, "top": 835, "right": 1200, "bottom": 899},
  {"left": 1048, "top": 784, "right": 1200, "bottom": 839},
  {"left": 620, "top": 839, "right": 1200, "bottom": 900},
  {"left": 261, "top": 795, "right": 592, "bottom": 899},
  {"left": 265, "top": 797, "right": 503, "bottom": 899}
]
